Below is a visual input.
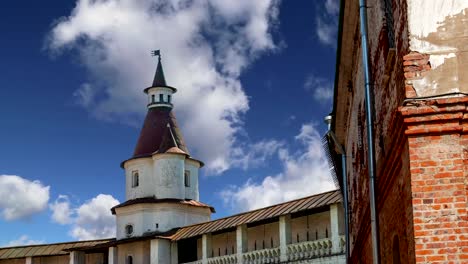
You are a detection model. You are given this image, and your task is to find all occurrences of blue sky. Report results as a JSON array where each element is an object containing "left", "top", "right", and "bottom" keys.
[{"left": 0, "top": 0, "right": 339, "bottom": 245}]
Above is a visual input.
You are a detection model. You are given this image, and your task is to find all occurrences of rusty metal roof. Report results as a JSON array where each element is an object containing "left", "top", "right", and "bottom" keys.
[
  {"left": 111, "top": 197, "right": 215, "bottom": 214},
  {"left": 169, "top": 190, "right": 341, "bottom": 241},
  {"left": 0, "top": 239, "right": 112, "bottom": 260}
]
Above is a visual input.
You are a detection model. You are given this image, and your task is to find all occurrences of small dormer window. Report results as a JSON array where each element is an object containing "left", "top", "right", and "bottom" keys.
[
  {"left": 168, "top": 95, "right": 171, "bottom": 104},
  {"left": 184, "top": 170, "right": 190, "bottom": 187},
  {"left": 159, "top": 94, "right": 164, "bottom": 102},
  {"left": 132, "top": 171, "right": 139, "bottom": 187}
]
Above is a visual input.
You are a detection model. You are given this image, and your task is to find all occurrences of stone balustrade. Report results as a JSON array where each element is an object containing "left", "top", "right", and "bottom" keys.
[
  {"left": 181, "top": 236, "right": 345, "bottom": 264},
  {"left": 182, "top": 260, "right": 202, "bottom": 264},
  {"left": 242, "top": 247, "right": 280, "bottom": 264},
  {"left": 286, "top": 238, "right": 332, "bottom": 261},
  {"left": 207, "top": 254, "right": 237, "bottom": 264}
]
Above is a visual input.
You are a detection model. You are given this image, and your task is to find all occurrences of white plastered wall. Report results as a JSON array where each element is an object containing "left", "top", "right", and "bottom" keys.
[
  {"left": 247, "top": 222, "right": 280, "bottom": 251},
  {"left": 147, "top": 87, "right": 174, "bottom": 108},
  {"left": 153, "top": 154, "right": 185, "bottom": 199},
  {"left": 117, "top": 241, "right": 151, "bottom": 264},
  {"left": 184, "top": 159, "right": 200, "bottom": 200},
  {"left": 407, "top": 0, "right": 468, "bottom": 96},
  {"left": 291, "top": 211, "right": 331, "bottom": 243},
  {"left": 124, "top": 154, "right": 201, "bottom": 201},
  {"left": 210, "top": 231, "right": 237, "bottom": 257},
  {"left": 115, "top": 203, "right": 211, "bottom": 240}
]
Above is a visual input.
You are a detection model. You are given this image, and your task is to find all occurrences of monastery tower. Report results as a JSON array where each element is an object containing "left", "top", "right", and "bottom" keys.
[{"left": 112, "top": 53, "right": 214, "bottom": 240}]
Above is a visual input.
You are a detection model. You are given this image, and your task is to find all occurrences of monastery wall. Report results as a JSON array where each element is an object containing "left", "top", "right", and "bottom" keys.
[
  {"left": 117, "top": 241, "right": 150, "bottom": 264},
  {"left": 0, "top": 259, "right": 24, "bottom": 264},
  {"left": 337, "top": 0, "right": 468, "bottom": 263},
  {"left": 247, "top": 222, "right": 280, "bottom": 252},
  {"left": 115, "top": 203, "right": 210, "bottom": 239},
  {"left": 336, "top": 0, "right": 413, "bottom": 262},
  {"left": 291, "top": 211, "right": 332, "bottom": 243}
]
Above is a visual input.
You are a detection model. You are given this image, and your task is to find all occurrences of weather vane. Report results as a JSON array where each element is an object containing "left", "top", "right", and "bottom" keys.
[{"left": 151, "top": 50, "right": 161, "bottom": 60}]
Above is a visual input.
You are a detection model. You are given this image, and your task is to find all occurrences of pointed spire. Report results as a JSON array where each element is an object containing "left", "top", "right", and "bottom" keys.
[{"left": 152, "top": 55, "right": 167, "bottom": 87}]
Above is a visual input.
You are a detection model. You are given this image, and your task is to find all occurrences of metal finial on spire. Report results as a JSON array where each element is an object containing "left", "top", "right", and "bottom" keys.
[
  {"left": 151, "top": 50, "right": 161, "bottom": 60},
  {"left": 151, "top": 50, "right": 166, "bottom": 87}
]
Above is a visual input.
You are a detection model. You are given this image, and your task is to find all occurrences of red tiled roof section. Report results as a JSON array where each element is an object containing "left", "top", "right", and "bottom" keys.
[
  {"left": 132, "top": 108, "right": 189, "bottom": 158},
  {"left": 170, "top": 189, "right": 342, "bottom": 241}
]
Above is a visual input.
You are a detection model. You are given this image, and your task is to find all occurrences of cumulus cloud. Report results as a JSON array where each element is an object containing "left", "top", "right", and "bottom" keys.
[
  {"left": 304, "top": 74, "right": 334, "bottom": 102},
  {"left": 4, "top": 235, "right": 44, "bottom": 247},
  {"left": 46, "top": 0, "right": 280, "bottom": 174},
  {"left": 231, "top": 139, "right": 284, "bottom": 170},
  {"left": 50, "top": 194, "right": 119, "bottom": 240},
  {"left": 315, "top": 0, "right": 339, "bottom": 46},
  {"left": 0, "top": 175, "right": 50, "bottom": 221},
  {"left": 49, "top": 195, "right": 73, "bottom": 225},
  {"left": 221, "top": 123, "right": 336, "bottom": 212}
]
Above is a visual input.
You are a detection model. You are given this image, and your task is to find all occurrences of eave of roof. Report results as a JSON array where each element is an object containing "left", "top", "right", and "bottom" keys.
[
  {"left": 169, "top": 190, "right": 342, "bottom": 241},
  {"left": 331, "top": 0, "right": 346, "bottom": 133},
  {"left": 0, "top": 239, "right": 112, "bottom": 260},
  {"left": 110, "top": 197, "right": 215, "bottom": 214}
]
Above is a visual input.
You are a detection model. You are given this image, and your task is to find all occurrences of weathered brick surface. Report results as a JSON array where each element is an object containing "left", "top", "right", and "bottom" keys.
[
  {"left": 403, "top": 52, "right": 431, "bottom": 98},
  {"left": 337, "top": 0, "right": 467, "bottom": 263},
  {"left": 339, "top": 0, "right": 415, "bottom": 263},
  {"left": 400, "top": 99, "right": 468, "bottom": 263}
]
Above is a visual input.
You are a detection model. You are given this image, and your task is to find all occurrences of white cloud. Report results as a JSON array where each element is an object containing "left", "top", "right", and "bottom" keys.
[
  {"left": 221, "top": 123, "right": 336, "bottom": 212},
  {"left": 315, "top": 0, "right": 339, "bottom": 46},
  {"left": 4, "top": 235, "right": 44, "bottom": 247},
  {"left": 71, "top": 194, "right": 119, "bottom": 240},
  {"left": 73, "top": 83, "right": 97, "bottom": 108},
  {"left": 231, "top": 139, "right": 284, "bottom": 170},
  {"left": 50, "top": 195, "right": 73, "bottom": 225},
  {"left": 304, "top": 74, "right": 333, "bottom": 102},
  {"left": 325, "top": 0, "right": 340, "bottom": 15},
  {"left": 46, "top": 0, "right": 280, "bottom": 174},
  {"left": 0, "top": 175, "right": 50, "bottom": 221},
  {"left": 49, "top": 194, "right": 119, "bottom": 240}
]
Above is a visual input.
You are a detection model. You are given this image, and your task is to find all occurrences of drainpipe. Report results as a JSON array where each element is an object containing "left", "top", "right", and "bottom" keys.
[
  {"left": 359, "top": 0, "right": 380, "bottom": 263},
  {"left": 324, "top": 115, "right": 349, "bottom": 264}
]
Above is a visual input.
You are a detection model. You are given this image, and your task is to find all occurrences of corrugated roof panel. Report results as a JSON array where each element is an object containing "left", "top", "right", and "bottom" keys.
[
  {"left": 0, "top": 239, "right": 113, "bottom": 260},
  {"left": 5, "top": 248, "right": 19, "bottom": 258},
  {"left": 23, "top": 247, "right": 33, "bottom": 257},
  {"left": 287, "top": 198, "right": 310, "bottom": 214},
  {"left": 172, "top": 190, "right": 341, "bottom": 241},
  {"left": 0, "top": 249, "right": 9, "bottom": 259}
]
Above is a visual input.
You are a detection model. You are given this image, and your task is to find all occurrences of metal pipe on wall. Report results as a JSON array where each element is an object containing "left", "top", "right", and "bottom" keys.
[
  {"left": 324, "top": 115, "right": 349, "bottom": 264},
  {"left": 358, "top": 0, "right": 381, "bottom": 263}
]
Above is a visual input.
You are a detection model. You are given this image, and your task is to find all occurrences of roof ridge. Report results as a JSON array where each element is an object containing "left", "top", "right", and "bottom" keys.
[{"left": 178, "top": 189, "right": 340, "bottom": 230}]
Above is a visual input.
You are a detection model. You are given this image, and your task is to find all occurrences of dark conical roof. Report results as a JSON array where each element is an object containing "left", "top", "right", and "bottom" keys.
[
  {"left": 132, "top": 108, "right": 189, "bottom": 158},
  {"left": 152, "top": 57, "right": 167, "bottom": 87}
]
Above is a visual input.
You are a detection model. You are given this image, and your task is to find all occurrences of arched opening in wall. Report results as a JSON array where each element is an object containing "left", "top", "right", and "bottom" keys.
[
  {"left": 392, "top": 234, "right": 401, "bottom": 264},
  {"left": 132, "top": 171, "right": 139, "bottom": 188},
  {"left": 126, "top": 255, "right": 133, "bottom": 264}
]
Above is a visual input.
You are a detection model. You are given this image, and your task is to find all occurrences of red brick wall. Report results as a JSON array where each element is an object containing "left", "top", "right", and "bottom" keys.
[
  {"left": 400, "top": 98, "right": 468, "bottom": 263},
  {"left": 344, "top": 0, "right": 414, "bottom": 262}
]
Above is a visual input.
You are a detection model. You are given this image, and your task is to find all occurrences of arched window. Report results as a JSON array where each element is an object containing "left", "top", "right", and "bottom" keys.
[
  {"left": 393, "top": 235, "right": 401, "bottom": 264},
  {"left": 159, "top": 94, "right": 164, "bottom": 102},
  {"left": 151, "top": 94, "right": 155, "bottom": 103},
  {"left": 168, "top": 94, "right": 172, "bottom": 104},
  {"left": 132, "top": 171, "right": 139, "bottom": 187}
]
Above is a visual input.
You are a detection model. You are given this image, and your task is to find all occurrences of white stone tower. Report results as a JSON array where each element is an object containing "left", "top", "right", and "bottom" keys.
[{"left": 112, "top": 52, "right": 213, "bottom": 240}]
